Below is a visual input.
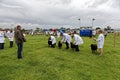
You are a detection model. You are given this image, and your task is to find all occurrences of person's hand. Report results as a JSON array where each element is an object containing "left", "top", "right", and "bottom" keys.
[
  {"left": 93, "top": 38, "right": 96, "bottom": 41},
  {"left": 73, "top": 42, "right": 76, "bottom": 45},
  {"left": 61, "top": 41, "right": 63, "bottom": 44}
]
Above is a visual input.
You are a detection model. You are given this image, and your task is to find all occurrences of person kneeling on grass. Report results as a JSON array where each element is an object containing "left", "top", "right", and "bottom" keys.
[
  {"left": 93, "top": 30, "right": 104, "bottom": 56},
  {"left": 71, "top": 31, "right": 83, "bottom": 52},
  {"left": 48, "top": 34, "right": 56, "bottom": 48}
]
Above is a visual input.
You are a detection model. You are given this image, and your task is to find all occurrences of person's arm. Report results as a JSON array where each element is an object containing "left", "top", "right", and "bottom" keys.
[
  {"left": 74, "top": 35, "right": 77, "bottom": 44},
  {"left": 97, "top": 35, "right": 102, "bottom": 42},
  {"left": 61, "top": 35, "right": 66, "bottom": 43},
  {"left": 16, "top": 31, "right": 23, "bottom": 41}
]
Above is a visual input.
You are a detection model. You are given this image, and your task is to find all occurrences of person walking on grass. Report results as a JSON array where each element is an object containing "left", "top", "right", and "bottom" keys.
[
  {"left": 72, "top": 31, "right": 83, "bottom": 52},
  {"left": 14, "top": 25, "right": 25, "bottom": 59},
  {"left": 94, "top": 30, "right": 104, "bottom": 56}
]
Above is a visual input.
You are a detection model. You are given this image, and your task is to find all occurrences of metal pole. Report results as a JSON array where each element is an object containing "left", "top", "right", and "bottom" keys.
[{"left": 78, "top": 18, "right": 81, "bottom": 28}]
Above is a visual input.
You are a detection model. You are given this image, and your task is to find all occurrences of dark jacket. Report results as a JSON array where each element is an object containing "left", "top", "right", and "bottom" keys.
[{"left": 14, "top": 30, "right": 24, "bottom": 43}]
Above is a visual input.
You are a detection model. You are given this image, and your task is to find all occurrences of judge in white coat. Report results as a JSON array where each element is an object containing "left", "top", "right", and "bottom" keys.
[
  {"left": 72, "top": 31, "right": 83, "bottom": 52},
  {"left": 48, "top": 34, "right": 56, "bottom": 48},
  {"left": 57, "top": 31, "right": 60, "bottom": 38},
  {"left": 61, "top": 33, "right": 72, "bottom": 49},
  {"left": 94, "top": 30, "right": 104, "bottom": 56},
  {"left": 8, "top": 30, "right": 14, "bottom": 48},
  {"left": 0, "top": 28, "right": 5, "bottom": 50}
]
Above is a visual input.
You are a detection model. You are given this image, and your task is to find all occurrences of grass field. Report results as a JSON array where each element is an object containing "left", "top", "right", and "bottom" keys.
[{"left": 0, "top": 33, "right": 120, "bottom": 80}]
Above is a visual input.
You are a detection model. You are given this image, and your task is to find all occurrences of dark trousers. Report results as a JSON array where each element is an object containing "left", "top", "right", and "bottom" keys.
[
  {"left": 10, "top": 41, "right": 13, "bottom": 48},
  {"left": 0, "top": 43, "right": 4, "bottom": 49},
  {"left": 17, "top": 43, "right": 23, "bottom": 59},
  {"left": 75, "top": 45, "right": 79, "bottom": 51},
  {"left": 48, "top": 41, "right": 52, "bottom": 46},
  {"left": 65, "top": 42, "right": 69, "bottom": 49},
  {"left": 51, "top": 43, "right": 56, "bottom": 48}
]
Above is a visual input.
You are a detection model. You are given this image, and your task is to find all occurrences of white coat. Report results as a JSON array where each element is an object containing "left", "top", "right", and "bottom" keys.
[
  {"left": 6, "top": 31, "right": 10, "bottom": 38},
  {"left": 50, "top": 36, "right": 56, "bottom": 44},
  {"left": 92, "top": 30, "right": 96, "bottom": 36},
  {"left": 0, "top": 31, "right": 5, "bottom": 43},
  {"left": 61, "top": 33, "right": 72, "bottom": 44},
  {"left": 97, "top": 34, "right": 104, "bottom": 48},
  {"left": 74, "top": 34, "right": 83, "bottom": 45},
  {"left": 8, "top": 32, "right": 14, "bottom": 41},
  {"left": 57, "top": 31, "right": 60, "bottom": 38}
]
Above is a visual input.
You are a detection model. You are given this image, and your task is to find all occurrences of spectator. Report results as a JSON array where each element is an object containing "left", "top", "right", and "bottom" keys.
[
  {"left": 14, "top": 25, "right": 25, "bottom": 59},
  {"left": 104, "top": 30, "right": 108, "bottom": 38},
  {"left": 8, "top": 30, "right": 14, "bottom": 48},
  {"left": 0, "top": 28, "right": 5, "bottom": 50}
]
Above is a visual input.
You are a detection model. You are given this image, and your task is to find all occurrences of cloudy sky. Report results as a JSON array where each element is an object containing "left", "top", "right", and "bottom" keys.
[{"left": 0, "top": 0, "right": 120, "bottom": 29}]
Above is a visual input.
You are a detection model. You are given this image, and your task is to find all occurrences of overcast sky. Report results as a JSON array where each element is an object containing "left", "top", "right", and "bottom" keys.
[{"left": 0, "top": 0, "right": 120, "bottom": 29}]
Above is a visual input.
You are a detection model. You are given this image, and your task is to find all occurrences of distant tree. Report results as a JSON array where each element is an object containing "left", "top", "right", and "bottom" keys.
[
  {"left": 96, "top": 27, "right": 101, "bottom": 30},
  {"left": 22, "top": 28, "right": 25, "bottom": 32},
  {"left": 104, "top": 28, "right": 107, "bottom": 31},
  {"left": 35, "top": 27, "right": 40, "bottom": 32},
  {"left": 107, "top": 26, "right": 111, "bottom": 30}
]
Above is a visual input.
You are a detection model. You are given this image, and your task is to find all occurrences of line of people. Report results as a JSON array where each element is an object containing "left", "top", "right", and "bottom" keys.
[
  {"left": 48, "top": 30, "right": 105, "bottom": 56},
  {"left": 48, "top": 31, "right": 84, "bottom": 52}
]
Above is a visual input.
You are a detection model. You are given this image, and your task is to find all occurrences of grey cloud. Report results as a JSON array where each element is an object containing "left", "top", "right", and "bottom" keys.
[
  {"left": 0, "top": 0, "right": 120, "bottom": 29},
  {"left": 111, "top": 0, "right": 120, "bottom": 8},
  {"left": 86, "top": 0, "right": 109, "bottom": 8},
  {"left": 86, "top": 0, "right": 120, "bottom": 9}
]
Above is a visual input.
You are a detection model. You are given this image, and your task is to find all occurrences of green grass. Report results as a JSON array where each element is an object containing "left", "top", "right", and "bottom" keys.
[{"left": 0, "top": 33, "right": 120, "bottom": 80}]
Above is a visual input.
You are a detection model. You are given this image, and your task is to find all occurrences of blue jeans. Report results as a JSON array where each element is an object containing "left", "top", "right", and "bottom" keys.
[
  {"left": 17, "top": 43, "right": 23, "bottom": 58},
  {"left": 0, "top": 43, "right": 4, "bottom": 49}
]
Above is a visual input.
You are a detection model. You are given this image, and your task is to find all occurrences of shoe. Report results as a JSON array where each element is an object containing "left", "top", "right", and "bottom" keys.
[{"left": 18, "top": 57, "right": 22, "bottom": 59}]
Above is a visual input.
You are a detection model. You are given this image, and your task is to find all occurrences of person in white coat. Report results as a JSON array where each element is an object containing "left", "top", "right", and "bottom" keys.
[
  {"left": 57, "top": 31, "right": 60, "bottom": 38},
  {"left": 94, "top": 30, "right": 104, "bottom": 56},
  {"left": 72, "top": 31, "right": 83, "bottom": 52},
  {"left": 0, "top": 28, "right": 5, "bottom": 50},
  {"left": 8, "top": 30, "right": 14, "bottom": 48},
  {"left": 92, "top": 30, "right": 96, "bottom": 37},
  {"left": 48, "top": 34, "right": 56, "bottom": 48},
  {"left": 61, "top": 33, "right": 72, "bottom": 49}
]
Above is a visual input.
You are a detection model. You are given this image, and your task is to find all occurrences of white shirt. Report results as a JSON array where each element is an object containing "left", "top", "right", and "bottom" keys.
[
  {"left": 92, "top": 30, "right": 96, "bottom": 36},
  {"left": 97, "top": 34, "right": 104, "bottom": 48},
  {"left": 50, "top": 36, "right": 56, "bottom": 44},
  {"left": 61, "top": 33, "right": 72, "bottom": 44},
  {"left": 74, "top": 34, "right": 83, "bottom": 45},
  {"left": 6, "top": 31, "right": 10, "bottom": 38},
  {"left": 0, "top": 31, "right": 5, "bottom": 43},
  {"left": 57, "top": 31, "right": 60, "bottom": 38},
  {"left": 8, "top": 32, "right": 14, "bottom": 41}
]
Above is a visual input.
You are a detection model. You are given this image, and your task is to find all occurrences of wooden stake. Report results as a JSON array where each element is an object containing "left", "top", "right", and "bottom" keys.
[{"left": 114, "top": 32, "right": 116, "bottom": 48}]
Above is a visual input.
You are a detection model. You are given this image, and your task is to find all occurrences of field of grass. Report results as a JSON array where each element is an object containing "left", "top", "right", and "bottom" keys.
[{"left": 0, "top": 33, "right": 120, "bottom": 80}]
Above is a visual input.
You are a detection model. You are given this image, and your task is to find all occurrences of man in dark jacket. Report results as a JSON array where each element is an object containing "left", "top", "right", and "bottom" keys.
[{"left": 14, "top": 25, "right": 24, "bottom": 59}]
